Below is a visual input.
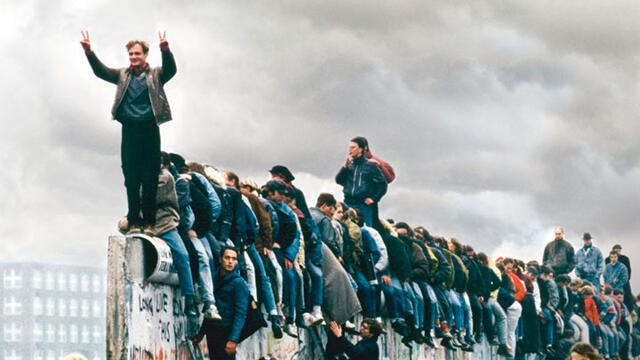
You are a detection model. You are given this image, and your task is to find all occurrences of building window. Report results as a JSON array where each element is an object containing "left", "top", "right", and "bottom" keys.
[
  {"left": 93, "top": 299, "right": 102, "bottom": 318},
  {"left": 32, "top": 271, "right": 43, "bottom": 289},
  {"left": 46, "top": 323, "right": 55, "bottom": 343},
  {"left": 33, "top": 322, "right": 43, "bottom": 342},
  {"left": 46, "top": 298, "right": 55, "bottom": 316},
  {"left": 3, "top": 269, "right": 22, "bottom": 289},
  {"left": 57, "top": 272, "right": 67, "bottom": 291},
  {"left": 58, "top": 324, "right": 67, "bottom": 342},
  {"left": 4, "top": 349, "right": 22, "bottom": 360},
  {"left": 93, "top": 274, "right": 101, "bottom": 293},
  {"left": 70, "top": 325, "right": 78, "bottom": 343},
  {"left": 81, "top": 299, "right": 90, "bottom": 318},
  {"left": 3, "top": 296, "right": 22, "bottom": 315},
  {"left": 33, "top": 297, "right": 43, "bottom": 315},
  {"left": 93, "top": 325, "right": 101, "bottom": 343},
  {"left": 69, "top": 299, "right": 78, "bottom": 317},
  {"left": 3, "top": 322, "right": 22, "bottom": 342},
  {"left": 58, "top": 298, "right": 67, "bottom": 317},
  {"left": 81, "top": 274, "right": 90, "bottom": 292},
  {"left": 81, "top": 325, "right": 90, "bottom": 343},
  {"left": 45, "top": 272, "right": 55, "bottom": 290},
  {"left": 69, "top": 273, "right": 78, "bottom": 291}
]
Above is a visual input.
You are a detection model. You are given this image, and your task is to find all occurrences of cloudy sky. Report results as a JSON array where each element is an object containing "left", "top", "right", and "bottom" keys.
[{"left": 1, "top": 1, "right": 639, "bottom": 289}]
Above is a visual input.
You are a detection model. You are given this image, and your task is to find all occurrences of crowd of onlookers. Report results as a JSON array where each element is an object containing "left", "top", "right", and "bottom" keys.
[{"left": 115, "top": 136, "right": 638, "bottom": 360}]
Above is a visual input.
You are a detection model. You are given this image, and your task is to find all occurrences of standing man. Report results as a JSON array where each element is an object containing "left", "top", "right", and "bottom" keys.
[
  {"left": 80, "top": 31, "right": 176, "bottom": 234},
  {"left": 606, "top": 244, "right": 634, "bottom": 309},
  {"left": 604, "top": 251, "right": 629, "bottom": 292},
  {"left": 205, "top": 246, "right": 249, "bottom": 360},
  {"left": 575, "top": 232, "right": 604, "bottom": 291},
  {"left": 328, "top": 320, "right": 382, "bottom": 360},
  {"left": 335, "top": 137, "right": 388, "bottom": 227},
  {"left": 542, "top": 227, "right": 576, "bottom": 276}
]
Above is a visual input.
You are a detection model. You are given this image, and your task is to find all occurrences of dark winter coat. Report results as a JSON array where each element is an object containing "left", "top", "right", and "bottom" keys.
[
  {"left": 213, "top": 265, "right": 249, "bottom": 343},
  {"left": 335, "top": 156, "right": 388, "bottom": 203},
  {"left": 542, "top": 239, "right": 576, "bottom": 275}
]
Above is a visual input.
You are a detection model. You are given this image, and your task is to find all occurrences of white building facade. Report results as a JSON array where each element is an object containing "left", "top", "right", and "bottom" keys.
[{"left": 0, "top": 263, "right": 106, "bottom": 360}]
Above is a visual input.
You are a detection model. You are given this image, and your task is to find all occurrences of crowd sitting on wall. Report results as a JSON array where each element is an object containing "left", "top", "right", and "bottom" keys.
[{"left": 115, "top": 136, "right": 639, "bottom": 360}]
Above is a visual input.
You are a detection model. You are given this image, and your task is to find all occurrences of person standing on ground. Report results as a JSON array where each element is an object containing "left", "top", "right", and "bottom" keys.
[
  {"left": 328, "top": 319, "right": 382, "bottom": 360},
  {"left": 80, "top": 30, "right": 176, "bottom": 234},
  {"left": 206, "top": 246, "right": 249, "bottom": 360}
]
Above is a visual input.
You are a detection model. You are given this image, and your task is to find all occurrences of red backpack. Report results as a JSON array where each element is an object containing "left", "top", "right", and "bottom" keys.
[{"left": 366, "top": 152, "right": 396, "bottom": 183}]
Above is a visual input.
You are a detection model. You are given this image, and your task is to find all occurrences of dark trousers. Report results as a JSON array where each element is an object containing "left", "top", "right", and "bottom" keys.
[
  {"left": 206, "top": 325, "right": 235, "bottom": 360},
  {"left": 121, "top": 121, "right": 160, "bottom": 227}
]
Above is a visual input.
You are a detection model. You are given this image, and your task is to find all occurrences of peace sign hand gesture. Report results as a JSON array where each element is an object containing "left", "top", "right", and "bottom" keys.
[
  {"left": 158, "top": 31, "right": 169, "bottom": 51},
  {"left": 80, "top": 30, "right": 91, "bottom": 52}
]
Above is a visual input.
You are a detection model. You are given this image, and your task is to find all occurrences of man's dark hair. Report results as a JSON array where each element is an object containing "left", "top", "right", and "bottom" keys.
[
  {"left": 126, "top": 40, "right": 150, "bottom": 54},
  {"left": 169, "top": 153, "right": 189, "bottom": 174},
  {"left": 394, "top": 222, "right": 415, "bottom": 237},
  {"left": 540, "top": 265, "right": 553, "bottom": 275},
  {"left": 221, "top": 246, "right": 240, "bottom": 258},
  {"left": 224, "top": 171, "right": 240, "bottom": 188},
  {"left": 613, "top": 289, "right": 624, "bottom": 296},
  {"left": 609, "top": 250, "right": 618, "bottom": 256},
  {"left": 264, "top": 180, "right": 287, "bottom": 194},
  {"left": 604, "top": 286, "right": 613, "bottom": 295},
  {"left": 362, "top": 318, "right": 382, "bottom": 337},
  {"left": 350, "top": 136, "right": 368, "bottom": 150},
  {"left": 160, "top": 151, "right": 171, "bottom": 167},
  {"left": 316, "top": 193, "right": 337, "bottom": 208},
  {"left": 556, "top": 274, "right": 571, "bottom": 284},
  {"left": 476, "top": 252, "right": 488, "bottom": 265}
]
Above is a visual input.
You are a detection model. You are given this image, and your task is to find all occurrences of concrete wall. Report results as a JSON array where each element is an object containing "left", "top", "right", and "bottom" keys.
[{"left": 107, "top": 234, "right": 498, "bottom": 360}]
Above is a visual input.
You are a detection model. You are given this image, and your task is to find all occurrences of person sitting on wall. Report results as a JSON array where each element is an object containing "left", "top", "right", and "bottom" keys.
[{"left": 328, "top": 319, "right": 382, "bottom": 360}]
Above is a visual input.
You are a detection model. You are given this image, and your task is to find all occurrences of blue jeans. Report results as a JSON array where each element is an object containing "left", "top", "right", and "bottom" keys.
[
  {"left": 345, "top": 201, "right": 373, "bottom": 227},
  {"left": 381, "top": 276, "right": 405, "bottom": 320},
  {"left": 246, "top": 244, "right": 277, "bottom": 313},
  {"left": 406, "top": 282, "right": 425, "bottom": 329},
  {"left": 179, "top": 231, "right": 215, "bottom": 305},
  {"left": 353, "top": 271, "right": 377, "bottom": 318},
  {"left": 541, "top": 308, "right": 555, "bottom": 346},
  {"left": 447, "top": 289, "right": 463, "bottom": 331},
  {"left": 417, "top": 282, "right": 438, "bottom": 331},
  {"left": 305, "top": 250, "right": 323, "bottom": 307},
  {"left": 486, "top": 298, "right": 508, "bottom": 345},
  {"left": 274, "top": 248, "right": 301, "bottom": 319},
  {"left": 457, "top": 293, "right": 472, "bottom": 339},
  {"left": 159, "top": 230, "right": 195, "bottom": 296}
]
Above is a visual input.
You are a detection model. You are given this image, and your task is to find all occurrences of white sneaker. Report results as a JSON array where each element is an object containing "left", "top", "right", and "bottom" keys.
[
  {"left": 311, "top": 309, "right": 324, "bottom": 325},
  {"left": 345, "top": 320, "right": 356, "bottom": 330},
  {"left": 302, "top": 312, "right": 317, "bottom": 327},
  {"left": 203, "top": 304, "right": 222, "bottom": 321},
  {"left": 284, "top": 323, "right": 298, "bottom": 338}
]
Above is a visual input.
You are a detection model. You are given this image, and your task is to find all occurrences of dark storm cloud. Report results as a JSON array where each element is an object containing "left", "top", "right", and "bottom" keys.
[{"left": 1, "top": 0, "right": 639, "bottom": 288}]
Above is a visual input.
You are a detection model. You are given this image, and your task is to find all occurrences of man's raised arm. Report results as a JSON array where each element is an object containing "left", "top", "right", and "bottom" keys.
[
  {"left": 158, "top": 31, "right": 176, "bottom": 84},
  {"left": 80, "top": 31, "right": 119, "bottom": 84}
]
